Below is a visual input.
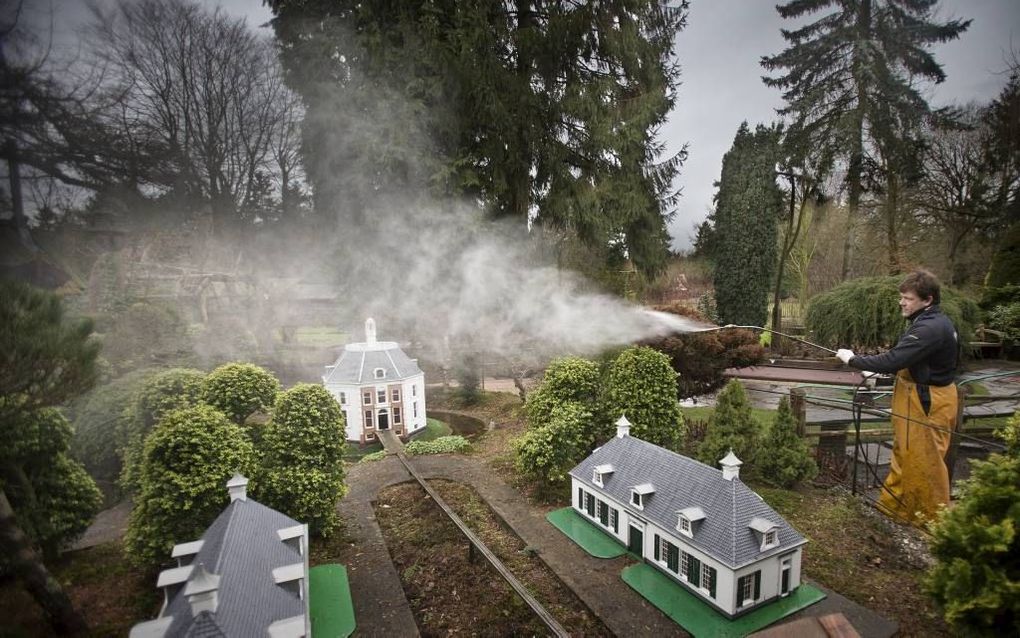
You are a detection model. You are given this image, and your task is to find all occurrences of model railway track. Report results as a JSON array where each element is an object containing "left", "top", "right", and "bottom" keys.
[{"left": 376, "top": 430, "right": 570, "bottom": 638}]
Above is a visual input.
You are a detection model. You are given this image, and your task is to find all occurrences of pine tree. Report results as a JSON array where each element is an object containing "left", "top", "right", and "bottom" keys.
[
  {"left": 712, "top": 122, "right": 783, "bottom": 327},
  {"left": 697, "top": 379, "right": 761, "bottom": 472},
  {"left": 758, "top": 397, "right": 817, "bottom": 488},
  {"left": 267, "top": 0, "right": 689, "bottom": 277},
  {"left": 761, "top": 0, "right": 970, "bottom": 277}
]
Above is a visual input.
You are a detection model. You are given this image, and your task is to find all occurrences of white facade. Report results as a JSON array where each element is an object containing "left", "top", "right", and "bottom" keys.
[
  {"left": 571, "top": 477, "right": 804, "bottom": 617},
  {"left": 322, "top": 319, "right": 426, "bottom": 444}
]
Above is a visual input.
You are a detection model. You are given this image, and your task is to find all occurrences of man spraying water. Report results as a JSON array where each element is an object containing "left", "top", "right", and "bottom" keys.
[{"left": 835, "top": 269, "right": 959, "bottom": 526}]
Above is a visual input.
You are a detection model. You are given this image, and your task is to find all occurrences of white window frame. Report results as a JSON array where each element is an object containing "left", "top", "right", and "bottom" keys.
[
  {"left": 592, "top": 469, "right": 603, "bottom": 487},
  {"left": 680, "top": 551, "right": 691, "bottom": 579},
  {"left": 630, "top": 490, "right": 643, "bottom": 510},
  {"left": 739, "top": 574, "right": 754, "bottom": 606},
  {"left": 338, "top": 391, "right": 347, "bottom": 405},
  {"left": 677, "top": 515, "right": 692, "bottom": 537},
  {"left": 363, "top": 391, "right": 372, "bottom": 406},
  {"left": 392, "top": 388, "right": 401, "bottom": 402},
  {"left": 700, "top": 563, "right": 713, "bottom": 594},
  {"left": 374, "top": 367, "right": 386, "bottom": 379},
  {"left": 760, "top": 528, "right": 779, "bottom": 551},
  {"left": 413, "top": 402, "right": 418, "bottom": 418},
  {"left": 659, "top": 537, "right": 670, "bottom": 567},
  {"left": 364, "top": 410, "right": 373, "bottom": 427},
  {"left": 376, "top": 388, "right": 386, "bottom": 403},
  {"left": 393, "top": 407, "right": 402, "bottom": 424},
  {"left": 412, "top": 384, "right": 417, "bottom": 397}
]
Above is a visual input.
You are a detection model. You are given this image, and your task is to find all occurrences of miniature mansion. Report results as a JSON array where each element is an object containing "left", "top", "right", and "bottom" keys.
[
  {"left": 570, "top": 417, "right": 807, "bottom": 618},
  {"left": 322, "top": 318, "right": 426, "bottom": 444}
]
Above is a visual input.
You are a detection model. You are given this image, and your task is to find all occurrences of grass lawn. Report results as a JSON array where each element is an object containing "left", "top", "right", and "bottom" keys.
[
  {"left": 415, "top": 417, "right": 452, "bottom": 442},
  {"left": 342, "top": 441, "right": 383, "bottom": 461},
  {"left": 680, "top": 405, "right": 777, "bottom": 428},
  {"left": 293, "top": 326, "right": 347, "bottom": 347}
]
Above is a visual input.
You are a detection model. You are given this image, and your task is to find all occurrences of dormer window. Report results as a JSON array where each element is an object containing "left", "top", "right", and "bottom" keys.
[
  {"left": 374, "top": 368, "right": 386, "bottom": 379},
  {"left": 749, "top": 517, "right": 780, "bottom": 551},
  {"left": 676, "top": 507, "right": 705, "bottom": 538},
  {"left": 592, "top": 464, "right": 614, "bottom": 487},
  {"left": 630, "top": 483, "right": 655, "bottom": 510}
]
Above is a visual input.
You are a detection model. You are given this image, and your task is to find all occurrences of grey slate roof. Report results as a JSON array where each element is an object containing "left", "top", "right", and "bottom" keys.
[
  {"left": 323, "top": 343, "right": 423, "bottom": 385},
  {"left": 162, "top": 499, "right": 304, "bottom": 637},
  {"left": 569, "top": 435, "right": 806, "bottom": 569}
]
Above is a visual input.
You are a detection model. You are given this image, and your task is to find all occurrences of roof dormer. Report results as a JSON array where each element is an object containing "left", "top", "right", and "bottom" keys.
[
  {"left": 749, "top": 517, "right": 780, "bottom": 551},
  {"left": 592, "top": 464, "right": 615, "bottom": 487},
  {"left": 676, "top": 506, "right": 705, "bottom": 538},
  {"left": 630, "top": 483, "right": 655, "bottom": 510}
]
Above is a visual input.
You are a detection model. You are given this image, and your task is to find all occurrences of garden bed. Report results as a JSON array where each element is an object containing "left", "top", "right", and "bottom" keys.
[{"left": 374, "top": 479, "right": 610, "bottom": 637}]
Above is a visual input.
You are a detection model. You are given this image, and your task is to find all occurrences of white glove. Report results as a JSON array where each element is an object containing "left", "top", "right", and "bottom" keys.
[
  {"left": 861, "top": 370, "right": 880, "bottom": 379},
  {"left": 836, "top": 349, "right": 855, "bottom": 364}
]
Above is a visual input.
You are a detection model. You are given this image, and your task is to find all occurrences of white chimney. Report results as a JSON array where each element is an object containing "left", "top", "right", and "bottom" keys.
[
  {"left": 719, "top": 450, "right": 742, "bottom": 481},
  {"left": 226, "top": 473, "right": 248, "bottom": 502},
  {"left": 615, "top": 414, "right": 631, "bottom": 438},
  {"left": 365, "top": 317, "right": 377, "bottom": 344},
  {"left": 184, "top": 563, "right": 220, "bottom": 616}
]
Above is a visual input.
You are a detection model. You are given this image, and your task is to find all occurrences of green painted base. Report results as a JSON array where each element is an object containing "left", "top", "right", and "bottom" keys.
[
  {"left": 309, "top": 564, "right": 357, "bottom": 638},
  {"left": 546, "top": 507, "right": 628, "bottom": 559},
  {"left": 622, "top": 563, "right": 826, "bottom": 638}
]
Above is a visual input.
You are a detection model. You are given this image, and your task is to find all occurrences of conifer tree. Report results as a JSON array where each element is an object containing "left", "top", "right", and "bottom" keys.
[
  {"left": 697, "top": 379, "right": 761, "bottom": 472},
  {"left": 924, "top": 413, "right": 1020, "bottom": 634},
  {"left": 267, "top": 0, "right": 689, "bottom": 276},
  {"left": 758, "top": 397, "right": 816, "bottom": 488},
  {"left": 711, "top": 122, "right": 783, "bottom": 327},
  {"left": 761, "top": 0, "right": 970, "bottom": 277}
]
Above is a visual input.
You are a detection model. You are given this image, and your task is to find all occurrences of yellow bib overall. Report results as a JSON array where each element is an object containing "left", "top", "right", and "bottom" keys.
[{"left": 876, "top": 370, "right": 957, "bottom": 526}]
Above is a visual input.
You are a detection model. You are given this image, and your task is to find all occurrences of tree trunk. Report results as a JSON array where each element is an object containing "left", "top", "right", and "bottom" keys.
[
  {"left": 0, "top": 488, "right": 87, "bottom": 635},
  {"left": 5, "top": 139, "right": 39, "bottom": 254},
  {"left": 885, "top": 173, "right": 901, "bottom": 274},
  {"left": 772, "top": 172, "right": 801, "bottom": 352}
]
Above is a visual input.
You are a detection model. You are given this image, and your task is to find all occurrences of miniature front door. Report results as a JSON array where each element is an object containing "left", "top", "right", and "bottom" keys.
[
  {"left": 780, "top": 556, "right": 792, "bottom": 596},
  {"left": 627, "top": 525, "right": 643, "bottom": 556},
  {"left": 378, "top": 409, "right": 390, "bottom": 430}
]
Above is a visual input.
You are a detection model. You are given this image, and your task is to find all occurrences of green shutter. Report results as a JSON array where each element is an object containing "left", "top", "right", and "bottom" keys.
[
  {"left": 578, "top": 487, "right": 583, "bottom": 508},
  {"left": 708, "top": 567, "right": 717, "bottom": 598},
  {"left": 689, "top": 557, "right": 701, "bottom": 587},
  {"left": 611, "top": 508, "right": 618, "bottom": 533},
  {"left": 737, "top": 575, "right": 746, "bottom": 606},
  {"left": 599, "top": 501, "right": 609, "bottom": 525},
  {"left": 654, "top": 534, "right": 660, "bottom": 560},
  {"left": 668, "top": 545, "right": 679, "bottom": 573},
  {"left": 754, "top": 571, "right": 761, "bottom": 600}
]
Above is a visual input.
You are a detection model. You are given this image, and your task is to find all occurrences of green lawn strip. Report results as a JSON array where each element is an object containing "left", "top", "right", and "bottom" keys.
[
  {"left": 416, "top": 417, "right": 452, "bottom": 442},
  {"left": 546, "top": 507, "right": 628, "bottom": 559},
  {"left": 309, "top": 564, "right": 356, "bottom": 638},
  {"left": 621, "top": 563, "right": 825, "bottom": 638}
]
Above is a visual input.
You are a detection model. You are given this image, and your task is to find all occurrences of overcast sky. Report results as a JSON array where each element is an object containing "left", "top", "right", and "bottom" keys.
[{"left": 38, "top": 0, "right": 1019, "bottom": 251}]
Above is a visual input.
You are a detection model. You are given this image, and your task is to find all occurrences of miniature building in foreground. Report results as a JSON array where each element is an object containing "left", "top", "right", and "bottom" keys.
[
  {"left": 322, "top": 318, "right": 426, "bottom": 444},
  {"left": 570, "top": 416, "right": 807, "bottom": 619},
  {"left": 129, "top": 475, "right": 310, "bottom": 638}
]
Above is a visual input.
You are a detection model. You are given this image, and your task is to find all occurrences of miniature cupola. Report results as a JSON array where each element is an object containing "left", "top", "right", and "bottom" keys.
[
  {"left": 184, "top": 563, "right": 220, "bottom": 616},
  {"left": 365, "top": 317, "right": 377, "bottom": 344},
  {"left": 227, "top": 473, "right": 249, "bottom": 502},
  {"left": 719, "top": 449, "right": 742, "bottom": 481},
  {"left": 615, "top": 414, "right": 631, "bottom": 438}
]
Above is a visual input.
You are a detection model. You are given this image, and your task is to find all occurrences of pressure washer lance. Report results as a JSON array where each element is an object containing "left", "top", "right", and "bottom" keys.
[{"left": 685, "top": 323, "right": 889, "bottom": 387}]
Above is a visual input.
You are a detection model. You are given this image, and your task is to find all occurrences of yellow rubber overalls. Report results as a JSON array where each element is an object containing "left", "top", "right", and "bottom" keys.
[{"left": 876, "top": 370, "right": 957, "bottom": 526}]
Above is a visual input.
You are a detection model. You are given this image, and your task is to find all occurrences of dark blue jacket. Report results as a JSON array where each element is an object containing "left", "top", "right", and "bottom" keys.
[{"left": 849, "top": 305, "right": 959, "bottom": 386}]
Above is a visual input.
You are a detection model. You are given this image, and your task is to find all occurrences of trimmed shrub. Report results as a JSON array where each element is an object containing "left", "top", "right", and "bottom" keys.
[
  {"left": 124, "top": 405, "right": 255, "bottom": 568},
  {"left": 200, "top": 362, "right": 280, "bottom": 425},
  {"left": 360, "top": 450, "right": 387, "bottom": 463},
  {"left": 255, "top": 384, "right": 347, "bottom": 536},
  {"left": 524, "top": 357, "right": 601, "bottom": 426},
  {"left": 118, "top": 368, "right": 206, "bottom": 495},
  {"left": 513, "top": 402, "right": 594, "bottom": 487},
  {"left": 405, "top": 435, "right": 471, "bottom": 455},
  {"left": 987, "top": 303, "right": 1020, "bottom": 346},
  {"left": 600, "top": 346, "right": 685, "bottom": 450},
  {"left": 758, "top": 397, "right": 816, "bottom": 488},
  {"left": 805, "top": 276, "right": 980, "bottom": 350}
]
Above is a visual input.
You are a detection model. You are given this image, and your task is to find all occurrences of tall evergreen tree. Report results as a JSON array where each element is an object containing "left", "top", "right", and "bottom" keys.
[
  {"left": 761, "top": 0, "right": 970, "bottom": 277},
  {"left": 712, "top": 122, "right": 783, "bottom": 327},
  {"left": 267, "top": 0, "right": 688, "bottom": 277}
]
